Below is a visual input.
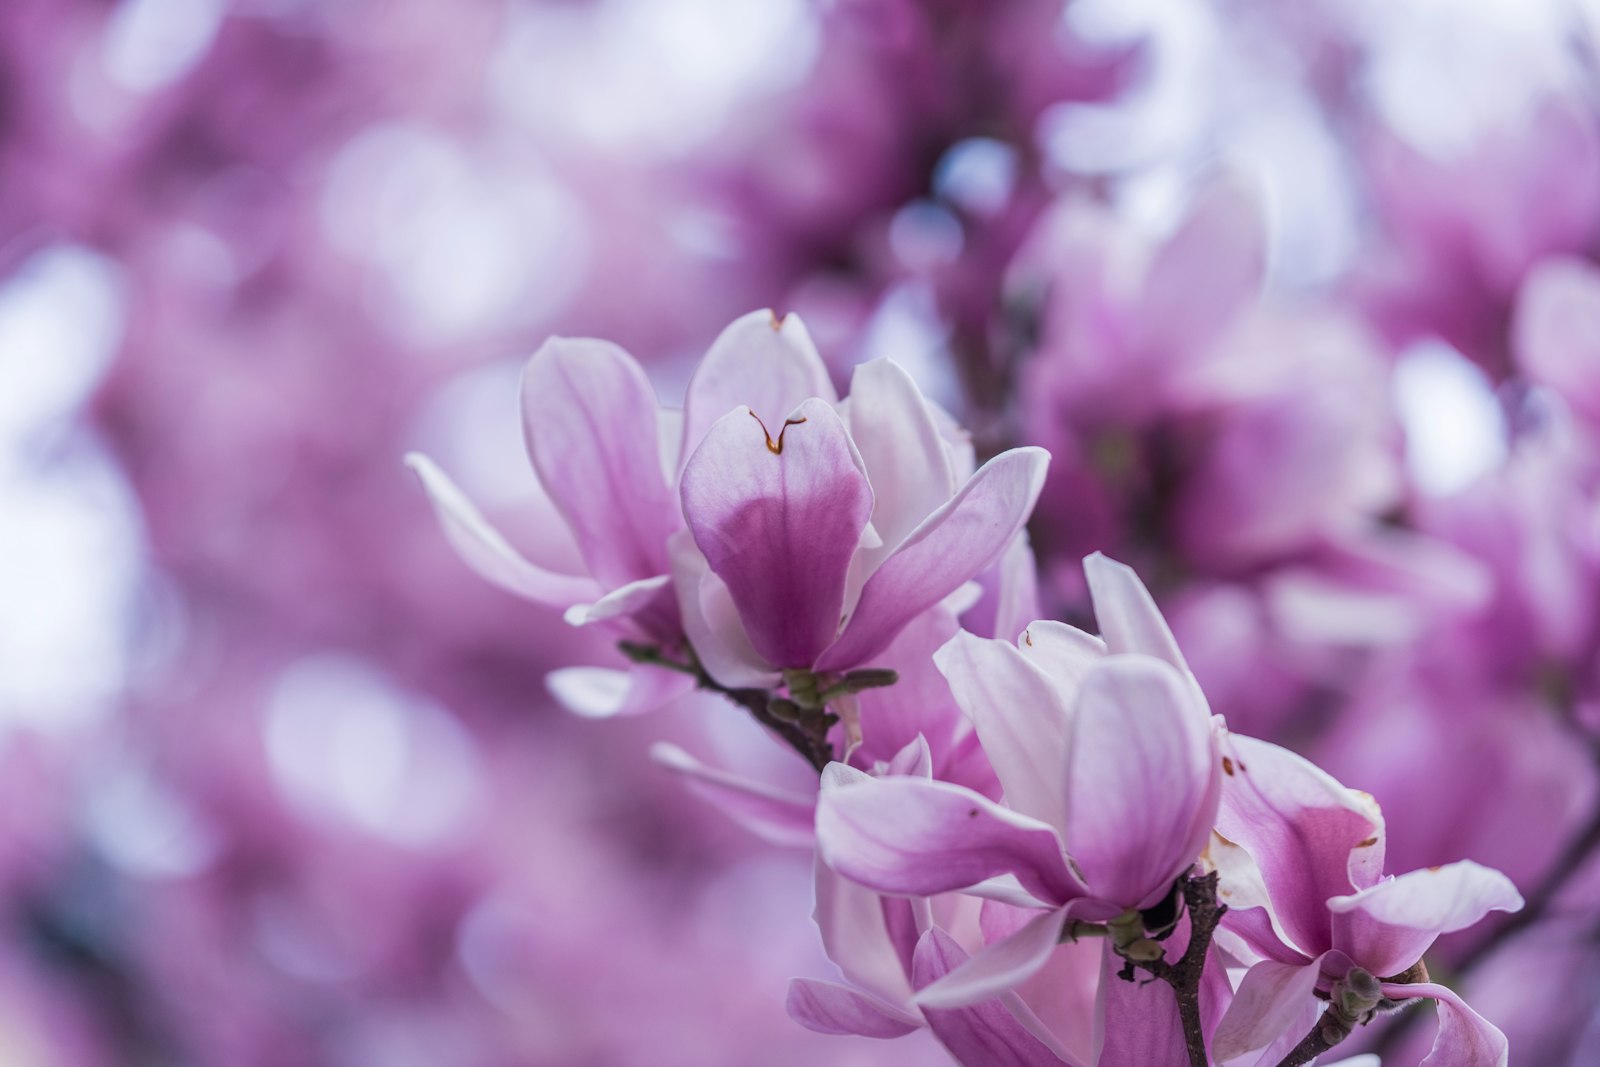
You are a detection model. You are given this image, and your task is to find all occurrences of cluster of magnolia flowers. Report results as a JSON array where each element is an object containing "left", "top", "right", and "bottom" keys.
[{"left": 410, "top": 312, "right": 1523, "bottom": 1067}]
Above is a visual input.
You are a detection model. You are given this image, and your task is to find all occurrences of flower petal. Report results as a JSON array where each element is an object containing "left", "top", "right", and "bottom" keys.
[
  {"left": 681, "top": 398, "right": 872, "bottom": 669},
  {"left": 562, "top": 574, "right": 673, "bottom": 627},
  {"left": 1378, "top": 982, "right": 1509, "bottom": 1067},
  {"left": 847, "top": 359, "right": 957, "bottom": 561},
  {"left": 521, "top": 338, "right": 679, "bottom": 587},
  {"left": 1214, "top": 733, "right": 1383, "bottom": 958},
  {"left": 405, "top": 454, "right": 601, "bottom": 605},
  {"left": 1082, "top": 552, "right": 1190, "bottom": 676},
  {"left": 545, "top": 665, "right": 694, "bottom": 719},
  {"left": 649, "top": 743, "right": 816, "bottom": 848},
  {"left": 816, "top": 774, "right": 1079, "bottom": 905},
  {"left": 915, "top": 906, "right": 1070, "bottom": 1009},
  {"left": 1095, "top": 943, "right": 1189, "bottom": 1067},
  {"left": 934, "top": 630, "right": 1072, "bottom": 834},
  {"left": 1210, "top": 959, "right": 1322, "bottom": 1062},
  {"left": 1329, "top": 861, "right": 1523, "bottom": 978},
  {"left": 818, "top": 447, "right": 1049, "bottom": 672},
  {"left": 1016, "top": 621, "right": 1105, "bottom": 690},
  {"left": 785, "top": 978, "right": 921, "bottom": 1038},
  {"left": 681, "top": 310, "right": 837, "bottom": 461},
  {"left": 814, "top": 859, "right": 916, "bottom": 1004},
  {"left": 1064, "top": 656, "right": 1217, "bottom": 910},
  {"left": 913, "top": 928, "right": 1084, "bottom": 1067},
  {"left": 667, "top": 529, "right": 781, "bottom": 689}
]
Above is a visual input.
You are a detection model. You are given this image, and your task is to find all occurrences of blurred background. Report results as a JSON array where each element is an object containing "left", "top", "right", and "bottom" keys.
[{"left": 5, "top": 0, "right": 1600, "bottom": 1063}]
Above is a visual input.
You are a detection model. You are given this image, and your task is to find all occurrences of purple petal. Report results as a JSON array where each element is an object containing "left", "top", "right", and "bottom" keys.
[
  {"left": 681, "top": 310, "right": 837, "bottom": 462},
  {"left": 1378, "top": 982, "right": 1509, "bottom": 1067},
  {"left": 1082, "top": 552, "right": 1190, "bottom": 676},
  {"left": 991, "top": 532, "right": 1043, "bottom": 644},
  {"left": 405, "top": 454, "right": 601, "bottom": 605},
  {"left": 650, "top": 743, "right": 816, "bottom": 848},
  {"left": 816, "top": 774, "right": 1078, "bottom": 905},
  {"left": 668, "top": 530, "right": 781, "bottom": 689},
  {"left": 818, "top": 447, "right": 1049, "bottom": 672},
  {"left": 846, "top": 359, "right": 957, "bottom": 561},
  {"left": 1329, "top": 861, "right": 1523, "bottom": 979},
  {"left": 915, "top": 906, "right": 1070, "bottom": 1008},
  {"left": 1064, "top": 656, "right": 1216, "bottom": 910},
  {"left": 913, "top": 929, "right": 1081, "bottom": 1067},
  {"left": 934, "top": 631, "right": 1072, "bottom": 833},
  {"left": 1214, "top": 733, "right": 1384, "bottom": 958},
  {"left": 682, "top": 398, "right": 872, "bottom": 669},
  {"left": 1095, "top": 942, "right": 1189, "bottom": 1067},
  {"left": 785, "top": 978, "right": 921, "bottom": 1039},
  {"left": 1210, "top": 959, "right": 1322, "bottom": 1062},
  {"left": 521, "top": 337, "right": 679, "bottom": 588}
]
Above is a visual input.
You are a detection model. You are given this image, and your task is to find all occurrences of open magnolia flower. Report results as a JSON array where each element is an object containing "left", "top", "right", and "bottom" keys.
[
  {"left": 1210, "top": 735, "right": 1524, "bottom": 1067},
  {"left": 815, "top": 556, "right": 1222, "bottom": 1020},
  {"left": 410, "top": 309, "right": 1047, "bottom": 720}
]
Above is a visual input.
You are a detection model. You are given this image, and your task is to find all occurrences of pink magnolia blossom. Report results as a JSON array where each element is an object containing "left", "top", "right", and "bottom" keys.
[
  {"left": 814, "top": 555, "right": 1221, "bottom": 1031},
  {"left": 1210, "top": 734, "right": 1523, "bottom": 1067}
]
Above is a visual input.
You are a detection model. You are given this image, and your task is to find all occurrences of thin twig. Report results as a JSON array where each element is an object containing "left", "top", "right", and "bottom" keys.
[{"left": 1125, "top": 871, "right": 1227, "bottom": 1067}]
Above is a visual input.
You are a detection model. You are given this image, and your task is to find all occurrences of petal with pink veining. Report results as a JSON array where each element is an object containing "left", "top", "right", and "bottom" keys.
[
  {"left": 1210, "top": 958, "right": 1323, "bottom": 1062},
  {"left": 847, "top": 358, "right": 957, "bottom": 562},
  {"left": 934, "top": 630, "right": 1072, "bottom": 834},
  {"left": 682, "top": 398, "right": 872, "bottom": 669},
  {"left": 521, "top": 338, "right": 680, "bottom": 588},
  {"left": 914, "top": 905, "right": 1071, "bottom": 1009},
  {"left": 405, "top": 454, "right": 601, "bottom": 606},
  {"left": 1379, "top": 982, "right": 1509, "bottom": 1067},
  {"left": 785, "top": 979, "right": 921, "bottom": 1038},
  {"left": 681, "top": 310, "right": 837, "bottom": 461},
  {"left": 818, "top": 447, "right": 1049, "bottom": 672},
  {"left": 1064, "top": 656, "right": 1216, "bottom": 910},
  {"left": 816, "top": 774, "right": 1079, "bottom": 906},
  {"left": 1329, "top": 861, "right": 1523, "bottom": 979},
  {"left": 913, "top": 928, "right": 1083, "bottom": 1067}
]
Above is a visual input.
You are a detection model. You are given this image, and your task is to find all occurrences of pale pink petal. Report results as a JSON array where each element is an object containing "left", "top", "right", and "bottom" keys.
[
  {"left": 562, "top": 574, "right": 672, "bottom": 626},
  {"left": 785, "top": 978, "right": 921, "bottom": 1038},
  {"left": 1082, "top": 552, "right": 1190, "bottom": 675},
  {"left": 913, "top": 929, "right": 1082, "bottom": 1067},
  {"left": 649, "top": 743, "right": 816, "bottom": 848},
  {"left": 668, "top": 530, "right": 781, "bottom": 689},
  {"left": 545, "top": 665, "right": 694, "bottom": 719},
  {"left": 814, "top": 860, "right": 916, "bottom": 1004},
  {"left": 1379, "top": 983, "right": 1509, "bottom": 1067},
  {"left": 1210, "top": 959, "right": 1322, "bottom": 1062},
  {"left": 521, "top": 337, "right": 679, "bottom": 587},
  {"left": 1016, "top": 621, "right": 1105, "bottom": 689},
  {"left": 1512, "top": 256, "right": 1600, "bottom": 424},
  {"left": 818, "top": 447, "right": 1050, "bottom": 672},
  {"left": 405, "top": 454, "right": 600, "bottom": 605},
  {"left": 682, "top": 398, "right": 872, "bottom": 669},
  {"left": 681, "top": 310, "right": 837, "bottom": 461},
  {"left": 1329, "top": 861, "right": 1523, "bottom": 979},
  {"left": 847, "top": 359, "right": 957, "bottom": 562},
  {"left": 1064, "top": 656, "right": 1216, "bottom": 910},
  {"left": 816, "top": 774, "right": 1079, "bottom": 906},
  {"left": 934, "top": 630, "right": 1072, "bottom": 833},
  {"left": 992, "top": 532, "right": 1043, "bottom": 644},
  {"left": 915, "top": 906, "right": 1071, "bottom": 1009},
  {"left": 1095, "top": 943, "right": 1189, "bottom": 1067}
]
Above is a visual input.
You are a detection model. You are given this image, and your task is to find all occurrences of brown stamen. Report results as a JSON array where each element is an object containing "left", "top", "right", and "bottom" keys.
[{"left": 749, "top": 410, "right": 808, "bottom": 454}]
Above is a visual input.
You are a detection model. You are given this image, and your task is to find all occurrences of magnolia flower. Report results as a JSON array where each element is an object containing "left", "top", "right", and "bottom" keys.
[
  {"left": 411, "top": 309, "right": 1048, "bottom": 720},
  {"left": 814, "top": 555, "right": 1221, "bottom": 1025},
  {"left": 1210, "top": 735, "right": 1523, "bottom": 1067},
  {"left": 676, "top": 349, "right": 1047, "bottom": 691}
]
